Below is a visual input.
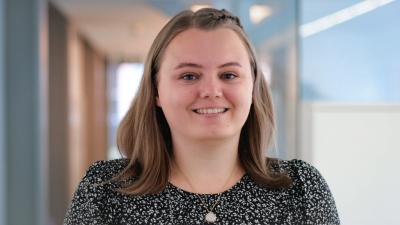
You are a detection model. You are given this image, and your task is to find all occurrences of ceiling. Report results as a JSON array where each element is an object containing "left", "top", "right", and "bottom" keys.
[
  {"left": 49, "top": 0, "right": 290, "bottom": 61},
  {"left": 50, "top": 0, "right": 174, "bottom": 61}
]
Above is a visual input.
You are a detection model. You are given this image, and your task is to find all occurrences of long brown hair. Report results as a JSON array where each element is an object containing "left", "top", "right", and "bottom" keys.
[{"left": 116, "top": 8, "right": 292, "bottom": 195}]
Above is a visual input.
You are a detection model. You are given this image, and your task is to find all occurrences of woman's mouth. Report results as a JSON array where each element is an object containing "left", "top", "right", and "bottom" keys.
[{"left": 192, "top": 108, "right": 229, "bottom": 114}]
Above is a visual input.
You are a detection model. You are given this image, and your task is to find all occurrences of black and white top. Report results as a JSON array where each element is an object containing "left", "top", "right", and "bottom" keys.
[{"left": 64, "top": 159, "right": 340, "bottom": 225}]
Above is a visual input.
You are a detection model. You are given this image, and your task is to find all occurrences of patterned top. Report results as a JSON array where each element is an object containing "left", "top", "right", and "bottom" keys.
[{"left": 64, "top": 159, "right": 340, "bottom": 225}]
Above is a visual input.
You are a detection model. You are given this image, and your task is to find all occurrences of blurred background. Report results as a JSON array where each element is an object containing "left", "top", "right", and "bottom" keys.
[{"left": 1, "top": 0, "right": 399, "bottom": 224}]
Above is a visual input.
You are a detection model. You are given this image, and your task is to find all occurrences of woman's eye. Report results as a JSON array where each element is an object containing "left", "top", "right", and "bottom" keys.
[
  {"left": 182, "top": 73, "right": 197, "bottom": 80},
  {"left": 221, "top": 72, "right": 237, "bottom": 80}
]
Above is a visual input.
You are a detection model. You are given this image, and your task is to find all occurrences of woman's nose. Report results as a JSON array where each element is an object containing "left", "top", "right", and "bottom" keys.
[{"left": 199, "top": 76, "right": 222, "bottom": 98}]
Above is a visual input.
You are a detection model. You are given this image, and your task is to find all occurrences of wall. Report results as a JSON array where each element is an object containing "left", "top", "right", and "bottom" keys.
[
  {"left": 0, "top": 0, "right": 6, "bottom": 223},
  {"left": 300, "top": 103, "right": 400, "bottom": 225},
  {"left": 65, "top": 15, "right": 108, "bottom": 195},
  {"left": 1, "top": 0, "right": 48, "bottom": 224},
  {"left": 299, "top": 2, "right": 400, "bottom": 223},
  {"left": 66, "top": 23, "right": 87, "bottom": 198},
  {"left": 48, "top": 3, "right": 108, "bottom": 224},
  {"left": 82, "top": 40, "right": 108, "bottom": 171},
  {"left": 48, "top": 4, "right": 69, "bottom": 225}
]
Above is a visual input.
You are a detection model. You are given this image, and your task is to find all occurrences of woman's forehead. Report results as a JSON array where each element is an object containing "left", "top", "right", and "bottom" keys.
[{"left": 161, "top": 28, "right": 251, "bottom": 69}]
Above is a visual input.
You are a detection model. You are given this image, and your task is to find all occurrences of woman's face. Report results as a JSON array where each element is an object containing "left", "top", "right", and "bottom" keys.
[{"left": 157, "top": 28, "right": 253, "bottom": 143}]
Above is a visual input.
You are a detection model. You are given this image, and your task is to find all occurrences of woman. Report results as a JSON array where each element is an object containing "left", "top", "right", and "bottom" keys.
[{"left": 64, "top": 8, "right": 340, "bottom": 225}]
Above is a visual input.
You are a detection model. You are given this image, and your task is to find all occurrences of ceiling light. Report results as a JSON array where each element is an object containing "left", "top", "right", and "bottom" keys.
[
  {"left": 300, "top": 0, "right": 396, "bottom": 38},
  {"left": 250, "top": 5, "right": 272, "bottom": 24},
  {"left": 191, "top": 4, "right": 212, "bottom": 12}
]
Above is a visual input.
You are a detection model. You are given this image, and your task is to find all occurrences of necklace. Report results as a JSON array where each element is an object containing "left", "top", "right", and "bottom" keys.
[{"left": 173, "top": 162, "right": 237, "bottom": 223}]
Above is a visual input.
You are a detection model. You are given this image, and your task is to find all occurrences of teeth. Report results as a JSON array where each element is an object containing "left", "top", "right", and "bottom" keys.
[{"left": 194, "top": 108, "right": 226, "bottom": 114}]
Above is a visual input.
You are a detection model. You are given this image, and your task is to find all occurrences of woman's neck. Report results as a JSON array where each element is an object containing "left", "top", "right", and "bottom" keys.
[{"left": 169, "top": 136, "right": 245, "bottom": 194}]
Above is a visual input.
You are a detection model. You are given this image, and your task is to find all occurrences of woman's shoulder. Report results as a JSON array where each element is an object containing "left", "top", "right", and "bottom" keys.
[
  {"left": 274, "top": 158, "right": 331, "bottom": 194},
  {"left": 81, "top": 158, "right": 130, "bottom": 184},
  {"left": 272, "top": 158, "right": 340, "bottom": 224},
  {"left": 64, "top": 159, "right": 131, "bottom": 224},
  {"left": 276, "top": 158, "right": 323, "bottom": 181}
]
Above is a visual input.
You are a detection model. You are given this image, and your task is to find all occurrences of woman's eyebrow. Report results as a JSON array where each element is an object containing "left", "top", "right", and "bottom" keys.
[
  {"left": 174, "top": 62, "right": 242, "bottom": 70},
  {"left": 218, "top": 62, "right": 242, "bottom": 68},
  {"left": 174, "top": 62, "right": 202, "bottom": 70}
]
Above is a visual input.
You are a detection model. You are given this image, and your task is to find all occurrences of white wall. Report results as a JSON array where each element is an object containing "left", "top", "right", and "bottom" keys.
[{"left": 300, "top": 102, "right": 400, "bottom": 225}]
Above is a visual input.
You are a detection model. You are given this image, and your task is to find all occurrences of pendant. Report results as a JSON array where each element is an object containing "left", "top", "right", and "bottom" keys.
[{"left": 205, "top": 212, "right": 217, "bottom": 223}]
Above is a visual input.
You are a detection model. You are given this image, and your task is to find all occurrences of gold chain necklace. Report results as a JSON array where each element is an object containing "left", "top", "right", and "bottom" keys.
[{"left": 173, "top": 162, "right": 237, "bottom": 223}]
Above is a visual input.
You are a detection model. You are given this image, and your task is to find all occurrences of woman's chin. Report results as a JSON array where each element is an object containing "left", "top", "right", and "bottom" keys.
[{"left": 188, "top": 130, "right": 239, "bottom": 142}]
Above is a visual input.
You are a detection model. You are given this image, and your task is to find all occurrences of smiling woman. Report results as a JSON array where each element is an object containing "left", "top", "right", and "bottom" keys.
[
  {"left": 64, "top": 8, "right": 340, "bottom": 225},
  {"left": 157, "top": 28, "right": 253, "bottom": 143}
]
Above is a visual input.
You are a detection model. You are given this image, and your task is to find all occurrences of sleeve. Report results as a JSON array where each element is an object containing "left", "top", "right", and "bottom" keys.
[
  {"left": 63, "top": 161, "right": 110, "bottom": 225},
  {"left": 291, "top": 160, "right": 340, "bottom": 225}
]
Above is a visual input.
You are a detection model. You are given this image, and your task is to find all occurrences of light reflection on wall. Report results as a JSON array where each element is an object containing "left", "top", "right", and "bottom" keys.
[
  {"left": 109, "top": 63, "right": 144, "bottom": 159},
  {"left": 116, "top": 63, "right": 144, "bottom": 121}
]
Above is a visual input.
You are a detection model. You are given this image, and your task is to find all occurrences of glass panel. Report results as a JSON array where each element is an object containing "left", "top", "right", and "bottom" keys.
[{"left": 300, "top": 0, "right": 400, "bottom": 101}]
